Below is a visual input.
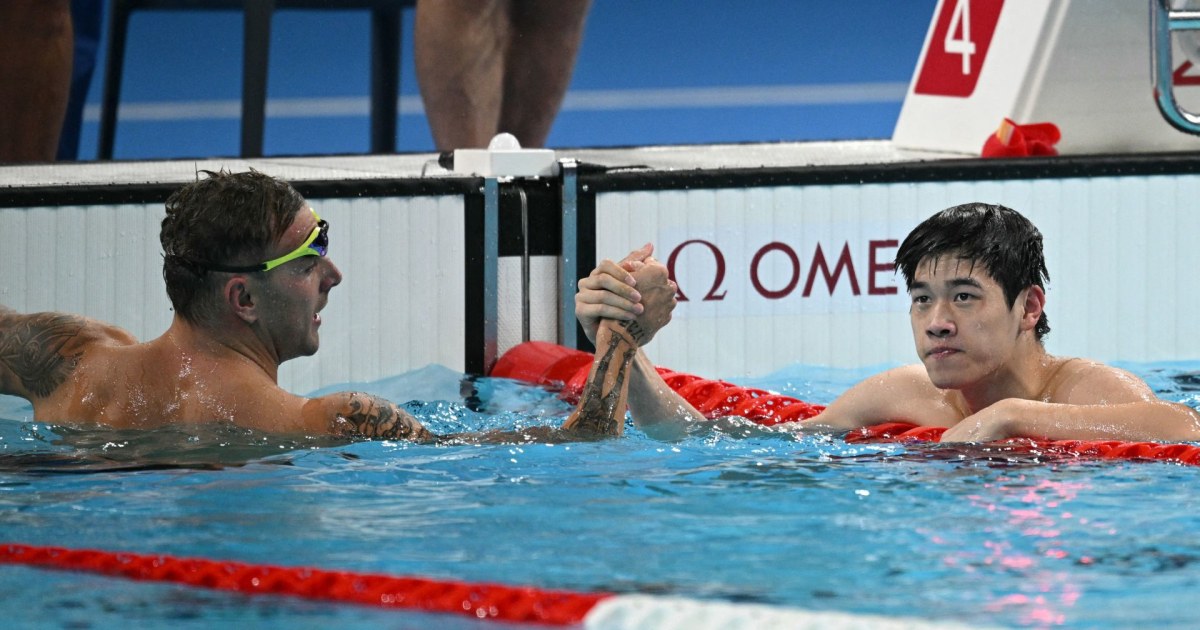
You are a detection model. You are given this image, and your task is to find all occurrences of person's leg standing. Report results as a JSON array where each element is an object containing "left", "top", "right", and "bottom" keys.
[
  {"left": 414, "top": 0, "right": 509, "bottom": 151},
  {"left": 498, "top": 0, "right": 590, "bottom": 147},
  {"left": 0, "top": 0, "right": 74, "bottom": 163}
]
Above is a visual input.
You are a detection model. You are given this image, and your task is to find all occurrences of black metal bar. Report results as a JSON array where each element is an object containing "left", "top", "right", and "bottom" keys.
[
  {"left": 97, "top": 0, "right": 133, "bottom": 159},
  {"left": 369, "top": 7, "right": 401, "bottom": 154},
  {"left": 241, "top": 0, "right": 275, "bottom": 157}
]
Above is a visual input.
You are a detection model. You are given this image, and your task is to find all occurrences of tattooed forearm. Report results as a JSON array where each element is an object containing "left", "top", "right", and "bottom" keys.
[
  {"left": 0, "top": 312, "right": 86, "bottom": 397},
  {"left": 565, "top": 326, "right": 637, "bottom": 437},
  {"left": 334, "top": 393, "right": 434, "bottom": 442}
]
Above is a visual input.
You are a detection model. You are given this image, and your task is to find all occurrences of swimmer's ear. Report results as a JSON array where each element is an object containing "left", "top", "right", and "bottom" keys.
[
  {"left": 1019, "top": 285, "right": 1045, "bottom": 332},
  {"left": 224, "top": 276, "right": 258, "bottom": 324}
]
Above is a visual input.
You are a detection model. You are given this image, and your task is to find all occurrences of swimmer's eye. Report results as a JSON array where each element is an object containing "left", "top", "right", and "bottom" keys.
[
  {"left": 953, "top": 292, "right": 976, "bottom": 302},
  {"left": 910, "top": 294, "right": 931, "bottom": 305}
]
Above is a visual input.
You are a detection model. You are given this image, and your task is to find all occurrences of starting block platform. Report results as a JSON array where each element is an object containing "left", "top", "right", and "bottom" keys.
[{"left": 895, "top": 0, "right": 1200, "bottom": 154}]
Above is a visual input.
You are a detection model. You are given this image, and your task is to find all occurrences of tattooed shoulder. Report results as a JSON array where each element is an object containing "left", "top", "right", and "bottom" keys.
[
  {"left": 0, "top": 311, "right": 89, "bottom": 398},
  {"left": 329, "top": 392, "right": 434, "bottom": 442}
]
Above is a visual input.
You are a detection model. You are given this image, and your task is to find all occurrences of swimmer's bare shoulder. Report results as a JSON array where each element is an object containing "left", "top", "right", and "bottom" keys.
[
  {"left": 0, "top": 306, "right": 137, "bottom": 400},
  {"left": 788, "top": 364, "right": 961, "bottom": 432},
  {"left": 1043, "top": 358, "right": 1158, "bottom": 404},
  {"left": 303, "top": 391, "right": 434, "bottom": 442}
]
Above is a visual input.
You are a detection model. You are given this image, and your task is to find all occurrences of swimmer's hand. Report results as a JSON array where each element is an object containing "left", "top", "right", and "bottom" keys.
[
  {"left": 576, "top": 243, "right": 651, "bottom": 345},
  {"left": 625, "top": 257, "right": 677, "bottom": 346},
  {"left": 940, "top": 399, "right": 1024, "bottom": 443},
  {"left": 575, "top": 243, "right": 676, "bottom": 346}
]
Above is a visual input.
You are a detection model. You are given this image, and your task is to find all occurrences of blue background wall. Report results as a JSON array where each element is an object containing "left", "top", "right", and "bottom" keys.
[{"left": 80, "top": 1, "right": 939, "bottom": 160}]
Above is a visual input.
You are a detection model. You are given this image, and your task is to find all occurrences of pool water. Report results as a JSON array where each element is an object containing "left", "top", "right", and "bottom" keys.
[{"left": 2, "top": 361, "right": 1200, "bottom": 629}]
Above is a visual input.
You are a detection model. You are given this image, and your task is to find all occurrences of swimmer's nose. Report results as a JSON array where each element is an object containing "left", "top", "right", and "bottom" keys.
[
  {"left": 323, "top": 259, "right": 343, "bottom": 290},
  {"left": 925, "top": 303, "right": 955, "bottom": 338}
]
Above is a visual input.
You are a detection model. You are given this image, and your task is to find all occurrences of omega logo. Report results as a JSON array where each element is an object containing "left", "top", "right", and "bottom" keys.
[{"left": 666, "top": 239, "right": 900, "bottom": 302}]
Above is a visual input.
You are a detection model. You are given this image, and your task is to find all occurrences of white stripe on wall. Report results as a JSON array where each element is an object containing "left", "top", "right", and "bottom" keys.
[{"left": 80, "top": 82, "right": 909, "bottom": 122}]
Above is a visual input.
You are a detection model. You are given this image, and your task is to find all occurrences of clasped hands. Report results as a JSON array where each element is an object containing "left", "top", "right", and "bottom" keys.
[{"left": 575, "top": 243, "right": 677, "bottom": 346}]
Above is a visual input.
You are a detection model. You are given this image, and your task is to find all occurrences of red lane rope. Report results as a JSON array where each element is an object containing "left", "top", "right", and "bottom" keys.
[
  {"left": 0, "top": 543, "right": 609, "bottom": 625},
  {"left": 844, "top": 421, "right": 1200, "bottom": 464},
  {"left": 492, "top": 341, "right": 1200, "bottom": 466}
]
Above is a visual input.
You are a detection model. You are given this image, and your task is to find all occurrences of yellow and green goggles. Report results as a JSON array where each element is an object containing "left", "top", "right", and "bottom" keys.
[{"left": 200, "top": 210, "right": 329, "bottom": 273}]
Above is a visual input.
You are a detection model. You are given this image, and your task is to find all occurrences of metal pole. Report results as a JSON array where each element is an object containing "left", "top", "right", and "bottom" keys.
[
  {"left": 559, "top": 159, "right": 579, "bottom": 348},
  {"left": 483, "top": 178, "right": 500, "bottom": 373},
  {"left": 518, "top": 186, "right": 531, "bottom": 342}
]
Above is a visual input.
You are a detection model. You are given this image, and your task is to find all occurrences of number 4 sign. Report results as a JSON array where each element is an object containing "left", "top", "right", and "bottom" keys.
[{"left": 914, "top": 0, "right": 1006, "bottom": 97}]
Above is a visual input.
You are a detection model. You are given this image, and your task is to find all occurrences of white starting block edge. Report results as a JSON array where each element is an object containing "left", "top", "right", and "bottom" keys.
[
  {"left": 893, "top": 0, "right": 1200, "bottom": 155},
  {"left": 452, "top": 133, "right": 559, "bottom": 178}
]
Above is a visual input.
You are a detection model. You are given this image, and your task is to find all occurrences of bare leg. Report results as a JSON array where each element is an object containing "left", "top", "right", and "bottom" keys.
[
  {"left": 415, "top": 0, "right": 591, "bottom": 151},
  {"left": 499, "top": 0, "right": 591, "bottom": 147},
  {"left": 414, "top": 0, "right": 509, "bottom": 151},
  {"left": 0, "top": 0, "right": 72, "bottom": 163}
]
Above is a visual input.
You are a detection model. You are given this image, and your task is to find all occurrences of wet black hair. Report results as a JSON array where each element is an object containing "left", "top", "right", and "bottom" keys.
[
  {"left": 160, "top": 170, "right": 305, "bottom": 323},
  {"left": 895, "top": 202, "right": 1050, "bottom": 341}
]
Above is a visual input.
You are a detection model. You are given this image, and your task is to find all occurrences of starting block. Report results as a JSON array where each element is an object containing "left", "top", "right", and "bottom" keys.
[{"left": 893, "top": 0, "right": 1200, "bottom": 155}]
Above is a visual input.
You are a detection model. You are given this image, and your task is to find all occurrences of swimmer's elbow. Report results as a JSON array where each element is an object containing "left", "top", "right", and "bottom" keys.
[
  {"left": 1167, "top": 402, "right": 1200, "bottom": 442},
  {"left": 783, "top": 409, "right": 862, "bottom": 435},
  {"left": 314, "top": 392, "right": 434, "bottom": 442}
]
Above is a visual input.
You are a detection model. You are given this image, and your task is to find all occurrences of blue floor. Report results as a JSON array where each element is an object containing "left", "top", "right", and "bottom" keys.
[{"left": 79, "top": 1, "right": 938, "bottom": 160}]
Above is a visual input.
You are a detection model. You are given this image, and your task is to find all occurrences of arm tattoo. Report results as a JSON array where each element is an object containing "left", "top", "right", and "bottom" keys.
[
  {"left": 334, "top": 393, "right": 434, "bottom": 442},
  {"left": 569, "top": 326, "right": 637, "bottom": 437},
  {"left": 0, "top": 312, "right": 86, "bottom": 397},
  {"left": 621, "top": 319, "right": 649, "bottom": 345}
]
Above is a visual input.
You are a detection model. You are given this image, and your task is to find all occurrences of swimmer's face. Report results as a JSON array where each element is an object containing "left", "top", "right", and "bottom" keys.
[
  {"left": 908, "top": 256, "right": 1040, "bottom": 390},
  {"left": 253, "top": 205, "right": 342, "bottom": 361}
]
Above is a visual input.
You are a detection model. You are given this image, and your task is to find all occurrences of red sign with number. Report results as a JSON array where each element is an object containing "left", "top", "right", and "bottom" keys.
[{"left": 914, "top": 0, "right": 1005, "bottom": 97}]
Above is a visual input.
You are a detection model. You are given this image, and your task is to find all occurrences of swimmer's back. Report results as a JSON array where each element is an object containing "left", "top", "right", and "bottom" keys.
[
  {"left": 31, "top": 327, "right": 299, "bottom": 430},
  {"left": 2, "top": 308, "right": 430, "bottom": 438},
  {"left": 0, "top": 309, "right": 136, "bottom": 403},
  {"left": 0, "top": 309, "right": 251, "bottom": 428}
]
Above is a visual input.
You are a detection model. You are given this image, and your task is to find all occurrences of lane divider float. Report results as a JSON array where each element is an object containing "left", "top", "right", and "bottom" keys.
[
  {"left": 492, "top": 341, "right": 1200, "bottom": 466},
  {"left": 0, "top": 543, "right": 977, "bottom": 629}
]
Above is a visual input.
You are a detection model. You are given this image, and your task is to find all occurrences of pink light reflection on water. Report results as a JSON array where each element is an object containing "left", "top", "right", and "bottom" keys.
[{"left": 927, "top": 474, "right": 1100, "bottom": 626}]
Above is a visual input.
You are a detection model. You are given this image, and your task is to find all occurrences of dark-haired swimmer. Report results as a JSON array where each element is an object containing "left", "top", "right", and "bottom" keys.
[
  {"left": 576, "top": 203, "right": 1200, "bottom": 443},
  {"left": 0, "top": 170, "right": 674, "bottom": 441}
]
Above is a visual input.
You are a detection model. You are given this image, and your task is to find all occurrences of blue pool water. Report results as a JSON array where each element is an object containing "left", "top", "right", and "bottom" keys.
[{"left": 2, "top": 362, "right": 1200, "bottom": 629}]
